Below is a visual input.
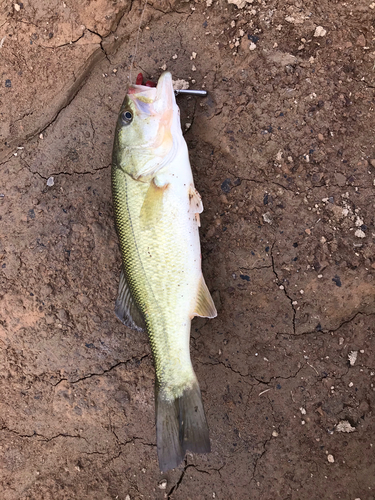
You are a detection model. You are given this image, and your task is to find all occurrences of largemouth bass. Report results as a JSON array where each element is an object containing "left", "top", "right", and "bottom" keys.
[{"left": 111, "top": 72, "right": 217, "bottom": 471}]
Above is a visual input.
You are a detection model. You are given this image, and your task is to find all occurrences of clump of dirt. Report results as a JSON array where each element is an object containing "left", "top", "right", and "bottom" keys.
[{"left": 1, "top": 0, "right": 374, "bottom": 498}]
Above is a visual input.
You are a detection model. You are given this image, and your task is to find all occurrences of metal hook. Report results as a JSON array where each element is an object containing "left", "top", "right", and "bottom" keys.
[{"left": 174, "top": 89, "right": 208, "bottom": 97}]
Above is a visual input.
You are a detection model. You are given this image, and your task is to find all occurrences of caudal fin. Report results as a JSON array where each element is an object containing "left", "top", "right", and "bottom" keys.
[{"left": 155, "top": 381, "right": 211, "bottom": 472}]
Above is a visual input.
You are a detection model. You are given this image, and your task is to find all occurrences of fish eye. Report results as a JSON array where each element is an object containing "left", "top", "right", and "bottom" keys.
[{"left": 121, "top": 110, "right": 133, "bottom": 124}]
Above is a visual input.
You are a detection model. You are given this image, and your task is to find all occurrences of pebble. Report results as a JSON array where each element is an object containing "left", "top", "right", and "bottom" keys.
[
  {"left": 172, "top": 79, "right": 189, "bottom": 91},
  {"left": 334, "top": 172, "right": 346, "bottom": 186},
  {"left": 47, "top": 176, "right": 55, "bottom": 187},
  {"left": 354, "top": 229, "right": 366, "bottom": 238},
  {"left": 249, "top": 42, "right": 257, "bottom": 51},
  {"left": 227, "top": 0, "right": 252, "bottom": 8},
  {"left": 158, "top": 480, "right": 167, "bottom": 490},
  {"left": 348, "top": 351, "right": 358, "bottom": 366},
  {"left": 356, "top": 34, "right": 366, "bottom": 47},
  {"left": 327, "top": 454, "right": 335, "bottom": 463},
  {"left": 262, "top": 212, "right": 272, "bottom": 224},
  {"left": 314, "top": 26, "right": 327, "bottom": 37}
]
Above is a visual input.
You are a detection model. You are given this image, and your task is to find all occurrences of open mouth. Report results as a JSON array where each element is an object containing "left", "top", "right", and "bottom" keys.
[
  {"left": 127, "top": 72, "right": 175, "bottom": 116},
  {"left": 127, "top": 73, "right": 157, "bottom": 95}
]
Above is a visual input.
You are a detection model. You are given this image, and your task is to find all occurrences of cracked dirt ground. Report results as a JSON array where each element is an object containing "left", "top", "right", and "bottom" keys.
[{"left": 1, "top": 0, "right": 375, "bottom": 498}]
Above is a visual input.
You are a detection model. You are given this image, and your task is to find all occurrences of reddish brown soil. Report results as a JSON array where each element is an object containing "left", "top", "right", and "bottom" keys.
[{"left": 1, "top": 0, "right": 375, "bottom": 498}]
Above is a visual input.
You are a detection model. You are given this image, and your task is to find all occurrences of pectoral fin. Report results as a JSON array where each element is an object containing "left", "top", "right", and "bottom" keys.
[
  {"left": 192, "top": 276, "right": 217, "bottom": 318},
  {"left": 189, "top": 185, "right": 203, "bottom": 214},
  {"left": 115, "top": 269, "right": 146, "bottom": 331},
  {"left": 140, "top": 180, "right": 167, "bottom": 230}
]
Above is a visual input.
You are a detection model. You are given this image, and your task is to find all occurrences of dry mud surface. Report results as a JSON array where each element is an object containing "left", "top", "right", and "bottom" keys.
[{"left": 1, "top": 0, "right": 375, "bottom": 498}]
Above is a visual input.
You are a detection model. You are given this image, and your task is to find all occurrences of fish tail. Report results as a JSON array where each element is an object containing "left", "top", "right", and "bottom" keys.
[{"left": 155, "top": 380, "right": 211, "bottom": 471}]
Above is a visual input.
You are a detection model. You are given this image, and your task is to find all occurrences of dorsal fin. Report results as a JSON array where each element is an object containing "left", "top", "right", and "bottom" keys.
[
  {"left": 115, "top": 269, "right": 146, "bottom": 331},
  {"left": 192, "top": 276, "right": 217, "bottom": 319}
]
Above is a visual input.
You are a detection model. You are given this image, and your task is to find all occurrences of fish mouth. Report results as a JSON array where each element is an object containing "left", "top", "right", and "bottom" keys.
[{"left": 127, "top": 72, "right": 176, "bottom": 116}]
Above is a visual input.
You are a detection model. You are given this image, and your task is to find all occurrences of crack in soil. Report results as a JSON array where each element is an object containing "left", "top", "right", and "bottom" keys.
[
  {"left": 21, "top": 158, "right": 111, "bottom": 179},
  {"left": 270, "top": 241, "right": 296, "bottom": 335},
  {"left": 0, "top": 425, "right": 87, "bottom": 443},
  {"left": 52, "top": 353, "right": 149, "bottom": 387}
]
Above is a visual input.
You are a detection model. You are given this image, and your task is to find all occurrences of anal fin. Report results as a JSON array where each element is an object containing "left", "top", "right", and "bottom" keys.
[
  {"left": 192, "top": 276, "right": 217, "bottom": 319},
  {"left": 115, "top": 269, "right": 145, "bottom": 331}
]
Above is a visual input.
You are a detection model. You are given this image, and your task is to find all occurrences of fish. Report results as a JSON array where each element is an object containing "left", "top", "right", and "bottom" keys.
[{"left": 111, "top": 71, "right": 217, "bottom": 471}]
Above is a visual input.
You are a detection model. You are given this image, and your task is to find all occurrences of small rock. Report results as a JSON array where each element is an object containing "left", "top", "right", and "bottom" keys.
[
  {"left": 272, "top": 430, "right": 278, "bottom": 437},
  {"left": 249, "top": 42, "right": 257, "bottom": 51},
  {"left": 221, "top": 179, "right": 231, "bottom": 193},
  {"left": 332, "top": 275, "right": 342, "bottom": 287},
  {"left": 41, "top": 285, "right": 53, "bottom": 297},
  {"left": 45, "top": 315, "right": 55, "bottom": 325},
  {"left": 318, "top": 133, "right": 324, "bottom": 141},
  {"left": 47, "top": 176, "right": 55, "bottom": 187},
  {"left": 334, "top": 172, "right": 346, "bottom": 187},
  {"left": 262, "top": 212, "right": 272, "bottom": 224},
  {"left": 14, "top": 3, "right": 21, "bottom": 11},
  {"left": 57, "top": 309, "right": 68, "bottom": 322},
  {"left": 172, "top": 79, "right": 189, "bottom": 91},
  {"left": 158, "top": 480, "right": 167, "bottom": 490},
  {"left": 327, "top": 454, "right": 335, "bottom": 463},
  {"left": 314, "top": 26, "right": 327, "bottom": 37},
  {"left": 227, "top": 0, "right": 253, "bottom": 8},
  {"left": 356, "top": 34, "right": 366, "bottom": 47},
  {"left": 336, "top": 420, "right": 355, "bottom": 433},
  {"left": 348, "top": 351, "right": 358, "bottom": 366},
  {"left": 354, "top": 229, "right": 366, "bottom": 238},
  {"left": 369, "top": 159, "right": 375, "bottom": 167}
]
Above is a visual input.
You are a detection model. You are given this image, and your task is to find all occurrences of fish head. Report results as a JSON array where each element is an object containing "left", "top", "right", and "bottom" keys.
[{"left": 114, "top": 72, "right": 182, "bottom": 181}]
